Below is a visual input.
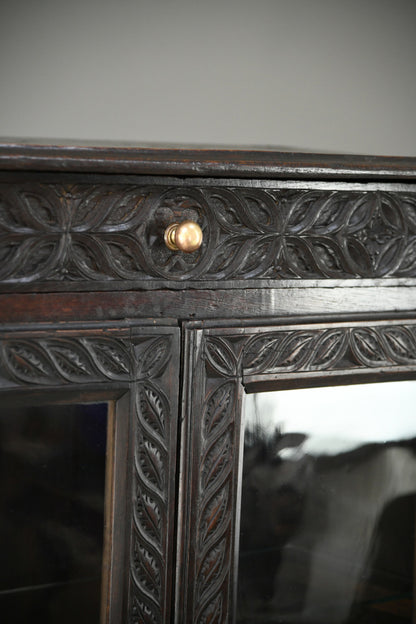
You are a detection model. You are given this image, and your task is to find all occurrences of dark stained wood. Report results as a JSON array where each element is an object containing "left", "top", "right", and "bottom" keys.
[
  {"left": 1, "top": 143, "right": 416, "bottom": 180},
  {"left": 176, "top": 317, "right": 416, "bottom": 623},
  {"left": 0, "top": 322, "right": 180, "bottom": 624},
  {"left": 0, "top": 286, "right": 416, "bottom": 324},
  {"left": 2, "top": 144, "right": 416, "bottom": 623},
  {"left": 2, "top": 176, "right": 416, "bottom": 292},
  {"left": 176, "top": 325, "right": 245, "bottom": 623}
]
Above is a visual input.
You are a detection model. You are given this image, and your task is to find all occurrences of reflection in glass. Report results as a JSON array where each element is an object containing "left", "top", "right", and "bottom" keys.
[
  {"left": 0, "top": 403, "right": 108, "bottom": 624},
  {"left": 237, "top": 381, "right": 416, "bottom": 623}
]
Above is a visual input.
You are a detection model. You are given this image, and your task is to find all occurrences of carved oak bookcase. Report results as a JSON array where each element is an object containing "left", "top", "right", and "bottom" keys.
[{"left": 1, "top": 144, "right": 416, "bottom": 623}]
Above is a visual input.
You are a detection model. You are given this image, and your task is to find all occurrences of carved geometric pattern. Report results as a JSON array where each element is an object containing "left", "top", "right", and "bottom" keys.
[
  {"left": 189, "top": 319, "right": 416, "bottom": 622},
  {"left": 2, "top": 183, "right": 416, "bottom": 285},
  {"left": 0, "top": 326, "right": 176, "bottom": 624}
]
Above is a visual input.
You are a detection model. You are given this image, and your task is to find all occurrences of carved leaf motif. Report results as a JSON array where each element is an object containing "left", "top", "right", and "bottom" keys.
[
  {"left": 19, "top": 188, "right": 62, "bottom": 230},
  {"left": 201, "top": 429, "right": 232, "bottom": 494},
  {"left": 380, "top": 199, "right": 404, "bottom": 232},
  {"left": 135, "top": 490, "right": 162, "bottom": 545},
  {"left": 310, "top": 330, "right": 348, "bottom": 369},
  {"left": 401, "top": 196, "right": 416, "bottom": 233},
  {"left": 197, "top": 593, "right": 223, "bottom": 624},
  {"left": 47, "top": 341, "right": 95, "bottom": 381},
  {"left": 3, "top": 341, "right": 55, "bottom": 383},
  {"left": 0, "top": 235, "right": 66, "bottom": 281},
  {"left": 1, "top": 335, "right": 139, "bottom": 385},
  {"left": 130, "top": 597, "right": 159, "bottom": 624},
  {"left": 0, "top": 190, "right": 26, "bottom": 232},
  {"left": 244, "top": 331, "right": 319, "bottom": 373},
  {"left": 380, "top": 327, "right": 416, "bottom": 362},
  {"left": 204, "top": 337, "right": 238, "bottom": 377},
  {"left": 205, "top": 239, "right": 243, "bottom": 276},
  {"left": 197, "top": 538, "right": 227, "bottom": 599},
  {"left": 243, "top": 335, "right": 283, "bottom": 372},
  {"left": 308, "top": 237, "right": 345, "bottom": 275},
  {"left": 344, "top": 194, "right": 375, "bottom": 234},
  {"left": 273, "top": 331, "right": 316, "bottom": 370},
  {"left": 350, "top": 329, "right": 387, "bottom": 366},
  {"left": 282, "top": 236, "right": 319, "bottom": 277},
  {"left": 307, "top": 193, "right": 348, "bottom": 234},
  {"left": 208, "top": 192, "right": 243, "bottom": 230},
  {"left": 344, "top": 237, "right": 373, "bottom": 275},
  {"left": 137, "top": 384, "right": 167, "bottom": 441},
  {"left": 374, "top": 237, "right": 406, "bottom": 276},
  {"left": 70, "top": 234, "right": 118, "bottom": 279},
  {"left": 209, "top": 188, "right": 278, "bottom": 233},
  {"left": 131, "top": 540, "right": 161, "bottom": 600},
  {"left": 136, "top": 337, "right": 171, "bottom": 379},
  {"left": 203, "top": 382, "right": 235, "bottom": 438},
  {"left": 242, "top": 191, "right": 280, "bottom": 230},
  {"left": 84, "top": 187, "right": 149, "bottom": 231},
  {"left": 199, "top": 486, "right": 230, "bottom": 547},
  {"left": 233, "top": 236, "right": 279, "bottom": 278},
  {"left": 396, "top": 241, "right": 416, "bottom": 275},
  {"left": 101, "top": 236, "right": 147, "bottom": 278},
  {"left": 137, "top": 437, "right": 165, "bottom": 494},
  {"left": 286, "top": 190, "right": 331, "bottom": 234},
  {"left": 84, "top": 338, "right": 131, "bottom": 378},
  {"left": 71, "top": 232, "right": 148, "bottom": 280}
]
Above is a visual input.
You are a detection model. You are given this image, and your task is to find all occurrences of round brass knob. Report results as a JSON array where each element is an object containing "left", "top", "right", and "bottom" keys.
[{"left": 164, "top": 220, "right": 203, "bottom": 253}]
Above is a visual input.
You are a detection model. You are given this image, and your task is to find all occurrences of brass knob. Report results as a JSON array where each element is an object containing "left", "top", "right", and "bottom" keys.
[{"left": 164, "top": 220, "right": 203, "bottom": 253}]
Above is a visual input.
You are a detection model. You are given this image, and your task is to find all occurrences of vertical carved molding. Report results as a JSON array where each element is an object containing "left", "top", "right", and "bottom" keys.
[
  {"left": 178, "top": 330, "right": 244, "bottom": 624},
  {"left": 128, "top": 332, "right": 179, "bottom": 624}
]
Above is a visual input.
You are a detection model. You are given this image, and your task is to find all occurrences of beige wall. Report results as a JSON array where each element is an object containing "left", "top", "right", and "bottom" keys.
[{"left": 1, "top": 0, "right": 415, "bottom": 155}]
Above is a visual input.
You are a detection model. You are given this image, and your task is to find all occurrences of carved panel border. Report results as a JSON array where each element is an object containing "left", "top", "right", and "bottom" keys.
[
  {"left": 2, "top": 182, "right": 416, "bottom": 288},
  {"left": 0, "top": 324, "right": 179, "bottom": 624},
  {"left": 179, "top": 317, "right": 416, "bottom": 623}
]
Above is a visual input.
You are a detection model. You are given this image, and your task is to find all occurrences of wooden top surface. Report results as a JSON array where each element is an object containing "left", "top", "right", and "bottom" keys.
[{"left": 1, "top": 142, "right": 416, "bottom": 180}]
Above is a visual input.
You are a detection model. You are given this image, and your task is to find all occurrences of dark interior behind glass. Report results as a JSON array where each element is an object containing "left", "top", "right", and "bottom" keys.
[{"left": 0, "top": 403, "right": 108, "bottom": 624}]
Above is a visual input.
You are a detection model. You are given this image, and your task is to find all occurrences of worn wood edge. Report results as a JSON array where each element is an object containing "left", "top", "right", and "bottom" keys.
[
  {"left": 1, "top": 143, "right": 416, "bottom": 180},
  {"left": 1, "top": 277, "right": 416, "bottom": 295}
]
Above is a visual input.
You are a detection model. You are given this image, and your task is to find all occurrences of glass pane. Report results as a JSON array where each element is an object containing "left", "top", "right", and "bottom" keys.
[
  {"left": 237, "top": 381, "right": 416, "bottom": 624},
  {"left": 0, "top": 403, "right": 108, "bottom": 624}
]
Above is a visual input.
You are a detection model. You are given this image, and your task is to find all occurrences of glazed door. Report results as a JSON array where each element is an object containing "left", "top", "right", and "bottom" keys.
[
  {"left": 177, "top": 317, "right": 416, "bottom": 624},
  {"left": 0, "top": 322, "right": 180, "bottom": 624},
  {"left": 239, "top": 382, "right": 416, "bottom": 623}
]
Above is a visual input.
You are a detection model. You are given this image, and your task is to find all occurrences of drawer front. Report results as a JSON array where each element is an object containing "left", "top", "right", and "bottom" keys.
[{"left": 1, "top": 178, "right": 416, "bottom": 292}]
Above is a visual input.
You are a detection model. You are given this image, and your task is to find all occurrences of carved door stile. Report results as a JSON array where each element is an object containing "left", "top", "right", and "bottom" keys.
[
  {"left": 176, "top": 324, "right": 246, "bottom": 624},
  {"left": 127, "top": 325, "right": 180, "bottom": 624}
]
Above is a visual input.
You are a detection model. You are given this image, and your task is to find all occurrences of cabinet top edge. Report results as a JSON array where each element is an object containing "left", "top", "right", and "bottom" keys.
[{"left": 1, "top": 142, "right": 416, "bottom": 180}]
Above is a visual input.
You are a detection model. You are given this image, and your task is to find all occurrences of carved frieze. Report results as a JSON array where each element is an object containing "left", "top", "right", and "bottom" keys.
[{"left": 1, "top": 183, "right": 416, "bottom": 286}]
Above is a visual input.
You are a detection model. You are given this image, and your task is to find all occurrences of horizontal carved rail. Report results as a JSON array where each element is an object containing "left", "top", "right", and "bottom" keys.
[{"left": 1, "top": 183, "right": 416, "bottom": 288}]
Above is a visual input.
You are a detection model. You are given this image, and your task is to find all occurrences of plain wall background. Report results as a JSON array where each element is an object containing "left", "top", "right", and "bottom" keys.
[{"left": 1, "top": 0, "right": 415, "bottom": 155}]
